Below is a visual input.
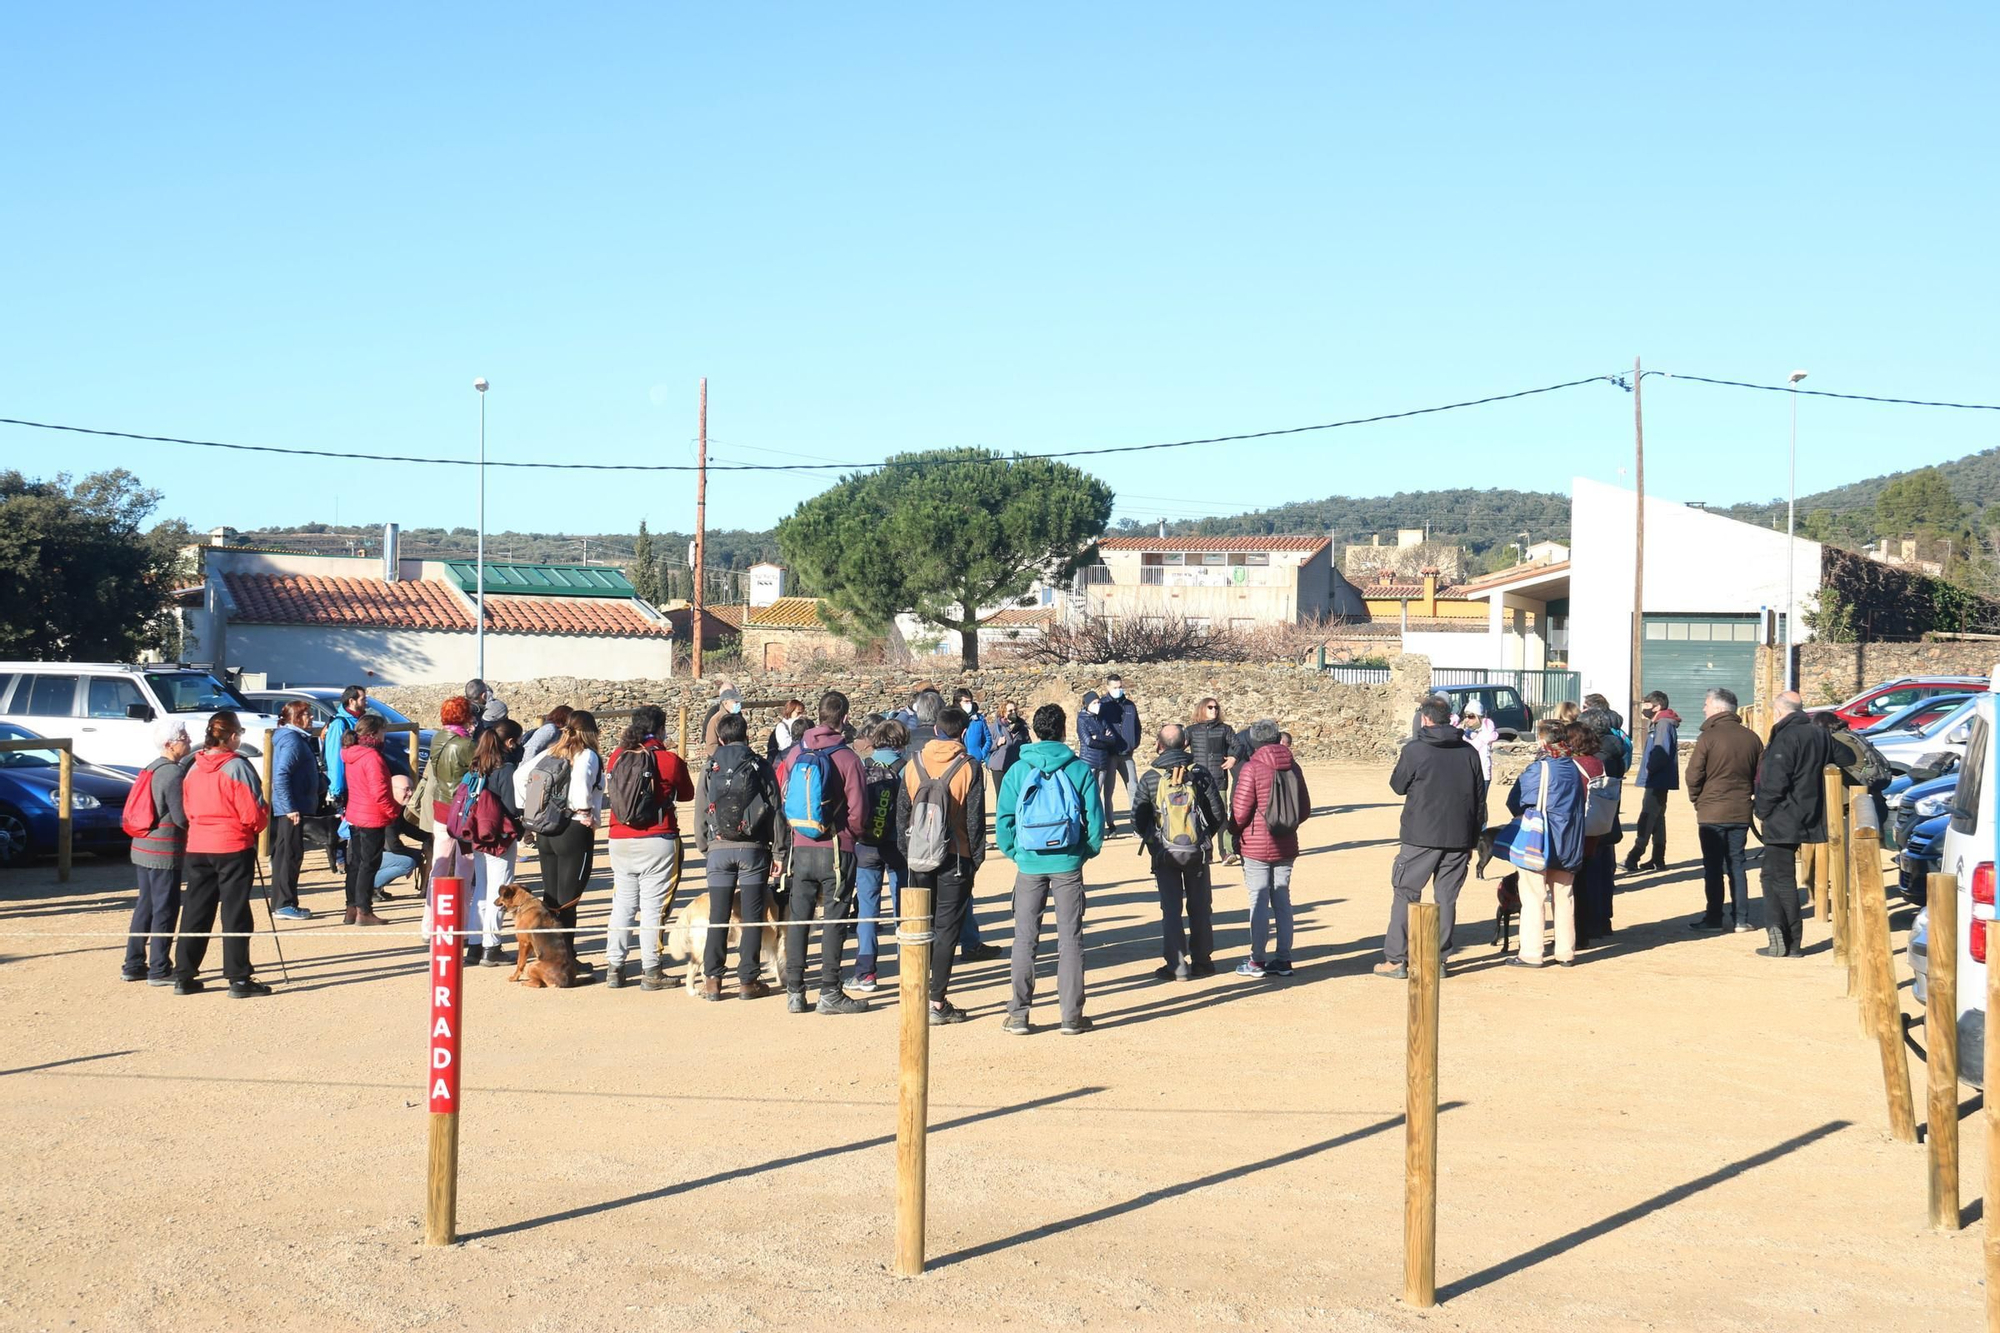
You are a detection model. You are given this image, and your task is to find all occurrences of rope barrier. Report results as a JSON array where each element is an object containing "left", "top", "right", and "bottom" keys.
[{"left": 0, "top": 914, "right": 931, "bottom": 940}]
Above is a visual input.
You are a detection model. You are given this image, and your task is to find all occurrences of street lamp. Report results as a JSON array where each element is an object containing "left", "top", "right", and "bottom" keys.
[
  {"left": 473, "top": 377, "right": 489, "bottom": 682},
  {"left": 1785, "top": 369, "right": 1807, "bottom": 691}
]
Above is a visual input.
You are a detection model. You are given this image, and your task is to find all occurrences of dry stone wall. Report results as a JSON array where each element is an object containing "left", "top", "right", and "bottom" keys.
[
  {"left": 377, "top": 655, "right": 1435, "bottom": 765},
  {"left": 1778, "top": 641, "right": 2000, "bottom": 708}
]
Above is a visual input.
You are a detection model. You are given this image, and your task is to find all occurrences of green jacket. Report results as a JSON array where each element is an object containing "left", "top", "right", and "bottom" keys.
[
  {"left": 415, "top": 727, "right": 475, "bottom": 819},
  {"left": 995, "top": 739, "right": 1104, "bottom": 874}
]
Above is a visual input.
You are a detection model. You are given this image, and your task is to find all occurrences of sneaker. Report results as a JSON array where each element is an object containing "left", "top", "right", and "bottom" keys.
[
  {"left": 740, "top": 980, "right": 774, "bottom": 1001},
  {"left": 172, "top": 977, "right": 204, "bottom": 996},
  {"left": 1505, "top": 957, "right": 1541, "bottom": 969},
  {"left": 1002, "top": 1013, "right": 1031, "bottom": 1036},
  {"left": 929, "top": 1001, "right": 970, "bottom": 1025},
  {"left": 146, "top": 975, "right": 174, "bottom": 987},
  {"left": 1152, "top": 964, "right": 1177, "bottom": 981},
  {"left": 852, "top": 973, "right": 879, "bottom": 994},
  {"left": 817, "top": 991, "right": 869, "bottom": 1016},
  {"left": 787, "top": 991, "right": 809, "bottom": 1014},
  {"left": 605, "top": 962, "right": 628, "bottom": 990},
  {"left": 960, "top": 943, "right": 1001, "bottom": 963},
  {"left": 482, "top": 946, "right": 506, "bottom": 967},
  {"left": 1266, "top": 959, "right": 1296, "bottom": 977},
  {"left": 1689, "top": 916, "right": 1725, "bottom": 931},
  {"left": 122, "top": 971, "right": 147, "bottom": 983},
  {"left": 1235, "top": 960, "right": 1266, "bottom": 979},
  {"left": 1060, "top": 1015, "right": 1094, "bottom": 1036},
  {"left": 228, "top": 979, "right": 273, "bottom": 999},
  {"left": 1733, "top": 921, "right": 1755, "bottom": 934},
  {"left": 273, "top": 905, "right": 312, "bottom": 921},
  {"left": 1373, "top": 962, "right": 1407, "bottom": 980},
  {"left": 640, "top": 966, "right": 667, "bottom": 992}
]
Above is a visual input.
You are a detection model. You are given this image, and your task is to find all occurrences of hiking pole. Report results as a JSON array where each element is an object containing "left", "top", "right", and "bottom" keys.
[{"left": 253, "top": 858, "right": 292, "bottom": 985}]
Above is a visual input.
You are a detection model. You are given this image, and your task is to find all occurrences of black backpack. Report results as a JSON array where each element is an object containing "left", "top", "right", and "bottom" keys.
[
  {"left": 706, "top": 745, "right": 770, "bottom": 843},
  {"left": 1837, "top": 730, "right": 1895, "bottom": 794},
  {"left": 1263, "top": 765, "right": 1307, "bottom": 839},
  {"left": 860, "top": 755, "right": 905, "bottom": 847},
  {"left": 607, "top": 743, "right": 664, "bottom": 828}
]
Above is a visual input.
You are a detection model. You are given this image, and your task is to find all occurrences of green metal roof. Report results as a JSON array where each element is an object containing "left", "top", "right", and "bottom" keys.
[{"left": 442, "top": 562, "right": 636, "bottom": 598}]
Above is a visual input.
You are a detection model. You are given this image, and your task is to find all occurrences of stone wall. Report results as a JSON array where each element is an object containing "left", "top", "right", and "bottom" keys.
[
  {"left": 1778, "top": 640, "right": 2000, "bottom": 708},
  {"left": 377, "top": 655, "right": 1435, "bottom": 765}
]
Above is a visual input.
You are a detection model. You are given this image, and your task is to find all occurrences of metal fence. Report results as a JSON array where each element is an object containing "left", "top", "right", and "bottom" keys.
[
  {"left": 1430, "top": 667, "right": 1583, "bottom": 709},
  {"left": 1322, "top": 665, "right": 1393, "bottom": 685}
]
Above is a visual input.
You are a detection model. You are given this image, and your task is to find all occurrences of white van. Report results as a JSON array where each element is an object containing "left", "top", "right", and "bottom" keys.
[
  {"left": 1945, "top": 672, "right": 1999, "bottom": 1087},
  {"left": 0, "top": 664, "right": 277, "bottom": 772}
]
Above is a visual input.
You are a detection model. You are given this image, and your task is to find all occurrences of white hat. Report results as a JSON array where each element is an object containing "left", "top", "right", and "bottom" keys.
[
  {"left": 1462, "top": 697, "right": 1484, "bottom": 716},
  {"left": 152, "top": 716, "right": 191, "bottom": 748}
]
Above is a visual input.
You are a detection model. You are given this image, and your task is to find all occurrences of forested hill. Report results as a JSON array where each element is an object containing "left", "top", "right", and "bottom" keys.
[{"left": 1721, "top": 447, "right": 2000, "bottom": 536}]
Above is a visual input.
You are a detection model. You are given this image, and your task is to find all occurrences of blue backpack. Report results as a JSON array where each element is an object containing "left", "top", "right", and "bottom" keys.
[
  {"left": 1015, "top": 764, "right": 1084, "bottom": 852},
  {"left": 784, "top": 744, "right": 843, "bottom": 841}
]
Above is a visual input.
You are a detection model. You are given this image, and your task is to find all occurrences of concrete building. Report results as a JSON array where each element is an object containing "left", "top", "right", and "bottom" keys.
[
  {"left": 748, "top": 562, "right": 789, "bottom": 607},
  {"left": 1082, "top": 536, "right": 1365, "bottom": 627},
  {"left": 1342, "top": 529, "right": 1467, "bottom": 584},
  {"left": 739, "top": 597, "right": 887, "bottom": 671}
]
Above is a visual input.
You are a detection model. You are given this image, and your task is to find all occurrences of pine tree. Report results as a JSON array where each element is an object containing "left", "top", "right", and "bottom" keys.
[{"left": 630, "top": 521, "right": 659, "bottom": 602}]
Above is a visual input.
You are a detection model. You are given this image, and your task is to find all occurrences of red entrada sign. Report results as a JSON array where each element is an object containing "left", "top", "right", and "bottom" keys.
[{"left": 428, "top": 877, "right": 464, "bottom": 1114}]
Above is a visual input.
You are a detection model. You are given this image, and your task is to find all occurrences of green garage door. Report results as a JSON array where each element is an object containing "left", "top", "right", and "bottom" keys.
[{"left": 1641, "top": 614, "right": 1766, "bottom": 711}]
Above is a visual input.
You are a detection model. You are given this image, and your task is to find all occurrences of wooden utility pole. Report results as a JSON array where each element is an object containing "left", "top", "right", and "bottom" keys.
[
  {"left": 895, "top": 883, "right": 936, "bottom": 1277},
  {"left": 1403, "top": 901, "right": 1440, "bottom": 1308},
  {"left": 1630, "top": 356, "right": 1646, "bottom": 728},
  {"left": 692, "top": 377, "right": 708, "bottom": 681}
]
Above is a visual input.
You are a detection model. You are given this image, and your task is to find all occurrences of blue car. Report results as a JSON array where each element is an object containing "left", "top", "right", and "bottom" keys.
[
  {"left": 1886, "top": 771, "right": 1958, "bottom": 851},
  {"left": 0, "top": 722, "right": 136, "bottom": 868},
  {"left": 1896, "top": 810, "right": 1952, "bottom": 906}
]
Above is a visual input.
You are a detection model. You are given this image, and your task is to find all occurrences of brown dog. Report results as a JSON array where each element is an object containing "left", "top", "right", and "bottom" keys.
[{"left": 495, "top": 884, "right": 579, "bottom": 989}]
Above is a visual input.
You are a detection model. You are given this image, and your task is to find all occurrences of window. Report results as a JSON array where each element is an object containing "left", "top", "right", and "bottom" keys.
[
  {"left": 86, "top": 677, "right": 146, "bottom": 719},
  {"left": 1952, "top": 718, "right": 1987, "bottom": 834},
  {"left": 1685, "top": 623, "right": 1711, "bottom": 641},
  {"left": 1646, "top": 622, "right": 1666, "bottom": 640},
  {"left": 1664, "top": 623, "right": 1689, "bottom": 640},
  {"left": 1870, "top": 688, "right": 1918, "bottom": 714},
  {"left": 1159, "top": 552, "right": 1185, "bottom": 566},
  {"left": 0, "top": 674, "right": 14, "bottom": 709},
  {"left": 1200, "top": 552, "right": 1227, "bottom": 567},
  {"left": 1243, "top": 553, "right": 1269, "bottom": 566},
  {"left": 144, "top": 672, "right": 250, "bottom": 714},
  {"left": 22, "top": 674, "right": 79, "bottom": 717},
  {"left": 1139, "top": 567, "right": 1164, "bottom": 586},
  {"left": 1187, "top": 617, "right": 1211, "bottom": 632}
]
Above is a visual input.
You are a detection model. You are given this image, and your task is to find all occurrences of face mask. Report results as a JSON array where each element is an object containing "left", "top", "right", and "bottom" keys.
[
  {"left": 727, "top": 701, "right": 741, "bottom": 714},
  {"left": 1109, "top": 688, "right": 1124, "bottom": 699},
  {"left": 1087, "top": 701, "right": 1100, "bottom": 715}
]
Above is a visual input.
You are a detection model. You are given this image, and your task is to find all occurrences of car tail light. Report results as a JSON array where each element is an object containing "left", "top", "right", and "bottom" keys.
[{"left": 1972, "top": 862, "right": 1995, "bottom": 964}]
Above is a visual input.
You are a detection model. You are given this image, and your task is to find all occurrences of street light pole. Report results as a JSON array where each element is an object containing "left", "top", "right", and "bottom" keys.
[
  {"left": 474, "top": 377, "right": 489, "bottom": 681},
  {"left": 1786, "top": 369, "right": 1808, "bottom": 692}
]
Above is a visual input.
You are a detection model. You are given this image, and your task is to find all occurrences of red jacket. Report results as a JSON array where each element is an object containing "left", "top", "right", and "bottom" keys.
[
  {"left": 774, "top": 725, "right": 866, "bottom": 851},
  {"left": 1231, "top": 743, "right": 1310, "bottom": 864},
  {"left": 182, "top": 748, "right": 271, "bottom": 855},
  {"left": 607, "top": 740, "right": 696, "bottom": 838},
  {"left": 342, "top": 741, "right": 401, "bottom": 829}
]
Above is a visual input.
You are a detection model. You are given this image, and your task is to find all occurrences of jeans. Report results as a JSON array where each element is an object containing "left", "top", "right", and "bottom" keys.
[
  {"left": 784, "top": 845, "right": 855, "bottom": 996},
  {"left": 175, "top": 849, "right": 256, "bottom": 983},
  {"left": 345, "top": 823, "right": 387, "bottom": 913},
  {"left": 1009, "top": 869, "right": 1087, "bottom": 1024},
  {"left": 1627, "top": 788, "right": 1669, "bottom": 866},
  {"left": 1152, "top": 855, "right": 1213, "bottom": 970},
  {"left": 1243, "top": 857, "right": 1295, "bottom": 965},
  {"left": 1520, "top": 868, "right": 1576, "bottom": 965},
  {"left": 1385, "top": 846, "right": 1468, "bottom": 965},
  {"left": 124, "top": 863, "right": 180, "bottom": 980},
  {"left": 1698, "top": 823, "right": 1750, "bottom": 922},
  {"left": 854, "top": 859, "right": 901, "bottom": 976},
  {"left": 269, "top": 816, "right": 304, "bottom": 911},
  {"left": 907, "top": 855, "right": 974, "bottom": 1004},
  {"left": 1096, "top": 756, "right": 1139, "bottom": 828},
  {"left": 1762, "top": 840, "right": 1804, "bottom": 953},
  {"left": 538, "top": 820, "right": 596, "bottom": 935},
  {"left": 606, "top": 835, "right": 681, "bottom": 970},
  {"left": 470, "top": 845, "right": 518, "bottom": 947},
  {"left": 704, "top": 846, "right": 770, "bottom": 982}
]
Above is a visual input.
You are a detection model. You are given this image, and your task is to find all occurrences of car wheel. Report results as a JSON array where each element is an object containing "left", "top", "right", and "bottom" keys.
[
  {"left": 1497, "top": 729, "right": 1519, "bottom": 742},
  {"left": 0, "top": 805, "right": 35, "bottom": 869}
]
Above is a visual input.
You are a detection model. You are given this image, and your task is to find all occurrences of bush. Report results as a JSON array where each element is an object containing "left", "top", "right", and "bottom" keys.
[{"left": 1004, "top": 614, "right": 1356, "bottom": 666}]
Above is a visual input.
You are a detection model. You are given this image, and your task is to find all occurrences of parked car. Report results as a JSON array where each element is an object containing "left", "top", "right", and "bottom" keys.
[
  {"left": 1872, "top": 696, "right": 1982, "bottom": 775},
  {"left": 1896, "top": 811, "right": 1950, "bottom": 905},
  {"left": 0, "top": 722, "right": 136, "bottom": 868},
  {"left": 0, "top": 663, "right": 277, "bottom": 772},
  {"left": 1941, "top": 677, "right": 1997, "bottom": 1088},
  {"left": 1820, "top": 676, "right": 1988, "bottom": 730},
  {"left": 1886, "top": 771, "right": 1958, "bottom": 850},
  {"left": 1912, "top": 905, "right": 1930, "bottom": 1007},
  {"left": 243, "top": 688, "right": 433, "bottom": 773},
  {"left": 1433, "top": 685, "right": 1534, "bottom": 741},
  {"left": 1857, "top": 693, "right": 1977, "bottom": 739}
]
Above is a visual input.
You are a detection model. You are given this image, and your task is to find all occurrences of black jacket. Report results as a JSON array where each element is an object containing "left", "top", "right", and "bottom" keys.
[
  {"left": 1131, "top": 749, "right": 1229, "bottom": 858},
  {"left": 1389, "top": 724, "right": 1487, "bottom": 851},
  {"left": 1754, "top": 711, "right": 1832, "bottom": 846},
  {"left": 1184, "top": 719, "right": 1236, "bottom": 780}
]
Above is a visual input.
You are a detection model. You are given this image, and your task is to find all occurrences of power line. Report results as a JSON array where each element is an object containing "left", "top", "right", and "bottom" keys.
[
  {"left": 0, "top": 375, "right": 1618, "bottom": 474},
  {"left": 1657, "top": 373, "right": 2000, "bottom": 411}
]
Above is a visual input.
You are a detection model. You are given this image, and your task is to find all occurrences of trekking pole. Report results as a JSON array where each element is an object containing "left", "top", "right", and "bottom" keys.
[{"left": 253, "top": 858, "right": 291, "bottom": 985}]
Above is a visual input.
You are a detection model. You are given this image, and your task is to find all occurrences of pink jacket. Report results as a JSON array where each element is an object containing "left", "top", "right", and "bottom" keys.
[{"left": 1231, "top": 743, "right": 1309, "bottom": 863}]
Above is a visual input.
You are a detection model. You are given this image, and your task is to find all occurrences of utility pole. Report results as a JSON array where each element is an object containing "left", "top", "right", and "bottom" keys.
[
  {"left": 693, "top": 377, "right": 708, "bottom": 681},
  {"left": 1630, "top": 356, "right": 1646, "bottom": 730}
]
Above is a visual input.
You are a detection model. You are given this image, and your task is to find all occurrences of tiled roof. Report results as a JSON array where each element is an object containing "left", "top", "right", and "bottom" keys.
[
  {"left": 1456, "top": 559, "right": 1571, "bottom": 592},
  {"left": 442, "top": 562, "right": 636, "bottom": 598},
  {"left": 223, "top": 573, "right": 470, "bottom": 630},
  {"left": 1097, "top": 536, "right": 1330, "bottom": 553},
  {"left": 982, "top": 607, "right": 1055, "bottom": 628},
  {"left": 1363, "top": 581, "right": 1471, "bottom": 599},
  {"left": 481, "top": 596, "right": 670, "bottom": 637},
  {"left": 746, "top": 597, "right": 833, "bottom": 629},
  {"left": 705, "top": 604, "right": 748, "bottom": 630}
]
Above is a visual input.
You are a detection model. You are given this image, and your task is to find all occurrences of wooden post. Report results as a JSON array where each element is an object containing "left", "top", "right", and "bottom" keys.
[
  {"left": 258, "top": 742, "right": 275, "bottom": 860},
  {"left": 1848, "top": 794, "right": 1868, "bottom": 1009},
  {"left": 894, "top": 882, "right": 935, "bottom": 1278},
  {"left": 1854, "top": 827, "right": 1918, "bottom": 1142},
  {"left": 1826, "top": 768, "right": 1850, "bottom": 968},
  {"left": 408, "top": 725, "right": 420, "bottom": 774},
  {"left": 56, "top": 744, "right": 72, "bottom": 883},
  {"left": 1404, "top": 901, "right": 1439, "bottom": 1309},
  {"left": 1986, "top": 938, "right": 2000, "bottom": 1329},
  {"left": 425, "top": 876, "right": 466, "bottom": 1246},
  {"left": 1927, "top": 872, "right": 1960, "bottom": 1231}
]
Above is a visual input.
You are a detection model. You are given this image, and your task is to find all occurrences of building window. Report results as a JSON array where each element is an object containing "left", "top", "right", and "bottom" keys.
[
  {"left": 1160, "top": 552, "right": 1185, "bottom": 565},
  {"left": 1200, "top": 552, "right": 1226, "bottom": 566},
  {"left": 1645, "top": 622, "right": 1667, "bottom": 640},
  {"left": 1187, "top": 617, "right": 1211, "bottom": 632},
  {"left": 1230, "top": 617, "right": 1256, "bottom": 633},
  {"left": 1140, "top": 552, "right": 1163, "bottom": 565},
  {"left": 1243, "top": 552, "right": 1269, "bottom": 566},
  {"left": 1140, "top": 567, "right": 1164, "bottom": 586}
]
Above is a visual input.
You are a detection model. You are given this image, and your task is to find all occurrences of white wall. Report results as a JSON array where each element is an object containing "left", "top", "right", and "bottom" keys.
[
  {"left": 222, "top": 625, "right": 673, "bottom": 687},
  {"left": 1403, "top": 628, "right": 1502, "bottom": 669},
  {"left": 1569, "top": 475, "right": 1822, "bottom": 710}
]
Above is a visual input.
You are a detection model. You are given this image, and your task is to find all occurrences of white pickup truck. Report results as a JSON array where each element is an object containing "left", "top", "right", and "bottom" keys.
[{"left": 0, "top": 663, "right": 277, "bottom": 771}]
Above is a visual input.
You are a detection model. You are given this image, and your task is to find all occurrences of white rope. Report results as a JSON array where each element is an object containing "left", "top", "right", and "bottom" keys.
[{"left": 0, "top": 914, "right": 935, "bottom": 940}]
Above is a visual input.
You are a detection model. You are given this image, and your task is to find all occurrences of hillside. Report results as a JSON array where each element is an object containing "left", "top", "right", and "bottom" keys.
[{"left": 1720, "top": 446, "right": 2000, "bottom": 536}]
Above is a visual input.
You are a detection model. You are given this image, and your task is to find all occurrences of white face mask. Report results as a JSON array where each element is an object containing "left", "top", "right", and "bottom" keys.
[
  {"left": 1087, "top": 700, "right": 1101, "bottom": 715},
  {"left": 726, "top": 701, "right": 741, "bottom": 714},
  {"left": 1109, "top": 687, "right": 1124, "bottom": 699}
]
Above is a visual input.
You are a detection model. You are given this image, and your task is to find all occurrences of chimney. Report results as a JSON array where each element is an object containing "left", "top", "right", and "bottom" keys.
[
  {"left": 1158, "top": 518, "right": 1167, "bottom": 538},
  {"left": 381, "top": 523, "right": 401, "bottom": 582},
  {"left": 1420, "top": 567, "right": 1439, "bottom": 617}
]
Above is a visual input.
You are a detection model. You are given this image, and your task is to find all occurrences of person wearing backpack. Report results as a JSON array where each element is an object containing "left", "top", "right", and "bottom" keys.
[
  {"left": 527, "top": 710, "right": 603, "bottom": 946},
  {"left": 697, "top": 711, "right": 784, "bottom": 1000},
  {"left": 267, "top": 701, "right": 320, "bottom": 921},
  {"left": 1683, "top": 687, "right": 1763, "bottom": 933},
  {"left": 603, "top": 705, "right": 696, "bottom": 991},
  {"left": 894, "top": 705, "right": 988, "bottom": 1025},
  {"left": 123, "top": 718, "right": 192, "bottom": 985},
  {"left": 1376, "top": 697, "right": 1486, "bottom": 979},
  {"left": 1132, "top": 724, "right": 1228, "bottom": 981},
  {"left": 320, "top": 685, "right": 368, "bottom": 808},
  {"left": 851, "top": 718, "right": 910, "bottom": 993},
  {"left": 448, "top": 726, "right": 525, "bottom": 968},
  {"left": 1505, "top": 722, "right": 1589, "bottom": 967},
  {"left": 173, "top": 711, "right": 273, "bottom": 997},
  {"left": 996, "top": 704, "right": 1105, "bottom": 1035},
  {"left": 1230, "top": 719, "right": 1311, "bottom": 979},
  {"left": 773, "top": 691, "right": 871, "bottom": 1015}
]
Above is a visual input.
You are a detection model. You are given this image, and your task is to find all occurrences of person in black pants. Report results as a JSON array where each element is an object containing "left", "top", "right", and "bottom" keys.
[
  {"left": 532, "top": 711, "right": 603, "bottom": 942},
  {"left": 774, "top": 692, "right": 871, "bottom": 1015},
  {"left": 1753, "top": 692, "right": 1831, "bottom": 958},
  {"left": 1376, "top": 697, "right": 1487, "bottom": 978},
  {"left": 895, "top": 707, "right": 987, "bottom": 1024},
  {"left": 1132, "top": 724, "right": 1229, "bottom": 980},
  {"left": 172, "top": 711, "right": 273, "bottom": 997}
]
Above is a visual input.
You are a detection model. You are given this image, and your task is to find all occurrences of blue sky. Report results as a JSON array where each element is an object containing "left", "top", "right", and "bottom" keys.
[{"left": 3, "top": 3, "right": 1995, "bottom": 538}]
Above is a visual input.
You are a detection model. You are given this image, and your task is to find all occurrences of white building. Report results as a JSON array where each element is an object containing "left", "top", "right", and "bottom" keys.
[{"left": 748, "top": 561, "right": 788, "bottom": 607}]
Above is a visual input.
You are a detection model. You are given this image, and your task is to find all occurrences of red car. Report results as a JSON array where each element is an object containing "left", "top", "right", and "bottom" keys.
[{"left": 1823, "top": 676, "right": 1989, "bottom": 729}]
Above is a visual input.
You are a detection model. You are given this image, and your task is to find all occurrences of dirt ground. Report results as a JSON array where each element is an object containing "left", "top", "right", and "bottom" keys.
[{"left": 0, "top": 764, "right": 1982, "bottom": 1331}]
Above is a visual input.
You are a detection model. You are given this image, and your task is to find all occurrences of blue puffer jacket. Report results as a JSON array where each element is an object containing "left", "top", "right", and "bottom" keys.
[
  {"left": 1507, "top": 754, "right": 1588, "bottom": 872},
  {"left": 1634, "top": 709, "right": 1682, "bottom": 791},
  {"left": 1076, "top": 692, "right": 1125, "bottom": 770},
  {"left": 270, "top": 724, "right": 321, "bottom": 817},
  {"left": 963, "top": 712, "right": 993, "bottom": 764}
]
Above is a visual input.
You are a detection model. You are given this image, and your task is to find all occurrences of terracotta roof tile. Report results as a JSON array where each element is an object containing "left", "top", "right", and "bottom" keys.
[
  {"left": 983, "top": 607, "right": 1055, "bottom": 628},
  {"left": 1362, "top": 582, "right": 1471, "bottom": 599},
  {"left": 706, "top": 604, "right": 748, "bottom": 630},
  {"left": 1097, "top": 536, "right": 1330, "bottom": 553},
  {"left": 223, "top": 573, "right": 470, "bottom": 630},
  {"left": 746, "top": 597, "right": 832, "bottom": 629},
  {"left": 481, "top": 596, "right": 670, "bottom": 637},
  {"left": 1455, "top": 559, "right": 1570, "bottom": 592}
]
